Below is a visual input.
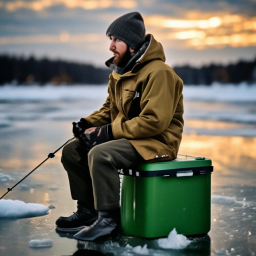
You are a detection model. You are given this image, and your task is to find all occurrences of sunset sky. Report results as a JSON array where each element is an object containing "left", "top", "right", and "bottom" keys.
[{"left": 0, "top": 0, "right": 255, "bottom": 67}]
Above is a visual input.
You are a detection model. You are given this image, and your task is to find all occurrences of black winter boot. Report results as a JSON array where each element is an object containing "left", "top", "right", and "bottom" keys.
[
  {"left": 56, "top": 205, "right": 97, "bottom": 233},
  {"left": 73, "top": 209, "right": 119, "bottom": 241}
]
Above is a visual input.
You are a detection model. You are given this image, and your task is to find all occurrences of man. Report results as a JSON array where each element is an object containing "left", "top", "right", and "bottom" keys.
[{"left": 56, "top": 12, "right": 184, "bottom": 241}]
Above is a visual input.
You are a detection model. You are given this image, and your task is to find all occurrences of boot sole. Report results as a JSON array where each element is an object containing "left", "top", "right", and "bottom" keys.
[{"left": 56, "top": 225, "right": 87, "bottom": 233}]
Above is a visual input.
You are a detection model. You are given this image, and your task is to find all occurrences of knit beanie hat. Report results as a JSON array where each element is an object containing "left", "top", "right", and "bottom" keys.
[{"left": 106, "top": 12, "right": 146, "bottom": 50}]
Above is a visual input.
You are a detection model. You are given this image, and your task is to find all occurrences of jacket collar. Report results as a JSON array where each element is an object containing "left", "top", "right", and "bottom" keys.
[
  {"left": 105, "top": 35, "right": 150, "bottom": 75},
  {"left": 105, "top": 34, "right": 166, "bottom": 78}
]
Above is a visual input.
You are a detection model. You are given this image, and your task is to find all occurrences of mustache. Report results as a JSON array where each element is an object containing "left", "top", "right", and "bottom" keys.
[{"left": 111, "top": 50, "right": 119, "bottom": 55}]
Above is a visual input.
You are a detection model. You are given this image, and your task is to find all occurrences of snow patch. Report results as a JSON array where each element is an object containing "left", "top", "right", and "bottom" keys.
[
  {"left": 0, "top": 199, "right": 49, "bottom": 218},
  {"left": 0, "top": 84, "right": 108, "bottom": 102},
  {"left": 211, "top": 196, "right": 250, "bottom": 207},
  {"left": 157, "top": 228, "right": 191, "bottom": 249},
  {"left": 132, "top": 244, "right": 149, "bottom": 255},
  {"left": 29, "top": 239, "right": 53, "bottom": 248}
]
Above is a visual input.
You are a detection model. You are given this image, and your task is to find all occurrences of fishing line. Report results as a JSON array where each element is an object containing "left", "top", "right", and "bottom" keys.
[{"left": 0, "top": 137, "right": 75, "bottom": 199}]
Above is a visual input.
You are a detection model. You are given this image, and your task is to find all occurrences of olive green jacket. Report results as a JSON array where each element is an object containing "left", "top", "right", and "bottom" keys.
[{"left": 84, "top": 34, "right": 184, "bottom": 161}]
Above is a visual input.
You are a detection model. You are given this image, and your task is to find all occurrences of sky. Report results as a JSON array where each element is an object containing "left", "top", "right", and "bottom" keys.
[{"left": 0, "top": 0, "right": 255, "bottom": 68}]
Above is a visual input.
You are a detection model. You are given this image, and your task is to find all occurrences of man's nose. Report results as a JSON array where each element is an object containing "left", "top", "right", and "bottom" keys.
[{"left": 109, "top": 40, "right": 115, "bottom": 51}]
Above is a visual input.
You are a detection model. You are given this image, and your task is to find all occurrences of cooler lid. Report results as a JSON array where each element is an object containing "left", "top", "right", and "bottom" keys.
[
  {"left": 139, "top": 154, "right": 212, "bottom": 171},
  {"left": 119, "top": 154, "right": 213, "bottom": 177}
]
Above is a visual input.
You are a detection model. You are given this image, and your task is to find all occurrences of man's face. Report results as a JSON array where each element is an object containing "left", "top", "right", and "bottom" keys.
[{"left": 109, "top": 36, "right": 134, "bottom": 67}]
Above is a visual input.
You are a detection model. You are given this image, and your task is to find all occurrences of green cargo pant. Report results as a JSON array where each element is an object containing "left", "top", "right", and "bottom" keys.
[{"left": 61, "top": 138, "right": 144, "bottom": 211}]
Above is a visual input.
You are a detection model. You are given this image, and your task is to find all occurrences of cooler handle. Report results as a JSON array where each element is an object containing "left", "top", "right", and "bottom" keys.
[{"left": 176, "top": 170, "right": 193, "bottom": 177}]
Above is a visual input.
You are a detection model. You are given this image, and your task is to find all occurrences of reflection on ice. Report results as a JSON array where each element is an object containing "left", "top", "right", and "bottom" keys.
[
  {"left": 213, "top": 248, "right": 230, "bottom": 255},
  {"left": 0, "top": 172, "right": 13, "bottom": 182},
  {"left": 211, "top": 195, "right": 251, "bottom": 207}
]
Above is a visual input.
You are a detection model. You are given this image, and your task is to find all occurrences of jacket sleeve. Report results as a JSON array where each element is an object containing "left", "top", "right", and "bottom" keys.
[
  {"left": 83, "top": 87, "right": 112, "bottom": 127},
  {"left": 112, "top": 69, "right": 183, "bottom": 139}
]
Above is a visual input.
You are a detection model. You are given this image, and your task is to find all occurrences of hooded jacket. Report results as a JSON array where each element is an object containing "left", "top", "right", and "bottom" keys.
[{"left": 84, "top": 34, "right": 184, "bottom": 161}]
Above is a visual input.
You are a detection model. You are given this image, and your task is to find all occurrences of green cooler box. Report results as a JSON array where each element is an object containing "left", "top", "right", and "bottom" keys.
[{"left": 120, "top": 155, "right": 213, "bottom": 238}]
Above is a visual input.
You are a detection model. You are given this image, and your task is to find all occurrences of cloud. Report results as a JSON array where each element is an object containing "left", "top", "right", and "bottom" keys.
[
  {"left": 0, "top": 32, "right": 103, "bottom": 45},
  {"left": 145, "top": 0, "right": 256, "bottom": 17},
  {"left": 145, "top": 12, "right": 256, "bottom": 49},
  {"left": 1, "top": 10, "right": 255, "bottom": 50},
  {"left": 0, "top": 0, "right": 137, "bottom": 12},
  {"left": 0, "top": 0, "right": 255, "bottom": 67}
]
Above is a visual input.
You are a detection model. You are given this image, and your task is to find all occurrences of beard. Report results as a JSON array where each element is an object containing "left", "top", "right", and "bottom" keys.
[{"left": 113, "top": 47, "right": 132, "bottom": 68}]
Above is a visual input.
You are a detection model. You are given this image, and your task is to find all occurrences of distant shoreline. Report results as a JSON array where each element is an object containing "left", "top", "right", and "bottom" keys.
[{"left": 1, "top": 55, "right": 255, "bottom": 86}]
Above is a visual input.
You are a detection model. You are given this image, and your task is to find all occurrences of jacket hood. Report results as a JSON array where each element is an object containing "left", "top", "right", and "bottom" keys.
[
  {"left": 137, "top": 34, "right": 166, "bottom": 65},
  {"left": 105, "top": 34, "right": 166, "bottom": 74}
]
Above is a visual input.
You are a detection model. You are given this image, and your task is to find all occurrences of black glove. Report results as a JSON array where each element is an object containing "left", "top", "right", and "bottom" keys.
[
  {"left": 72, "top": 118, "right": 93, "bottom": 138},
  {"left": 78, "top": 133, "right": 93, "bottom": 151},
  {"left": 81, "top": 124, "right": 114, "bottom": 150},
  {"left": 90, "top": 124, "right": 114, "bottom": 146}
]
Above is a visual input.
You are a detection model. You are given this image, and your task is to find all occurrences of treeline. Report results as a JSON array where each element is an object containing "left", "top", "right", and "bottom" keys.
[
  {"left": 0, "top": 55, "right": 111, "bottom": 85},
  {"left": 0, "top": 55, "right": 256, "bottom": 85},
  {"left": 173, "top": 58, "right": 256, "bottom": 85}
]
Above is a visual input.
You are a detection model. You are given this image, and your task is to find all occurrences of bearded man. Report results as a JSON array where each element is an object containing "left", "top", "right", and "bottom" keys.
[{"left": 56, "top": 12, "right": 184, "bottom": 241}]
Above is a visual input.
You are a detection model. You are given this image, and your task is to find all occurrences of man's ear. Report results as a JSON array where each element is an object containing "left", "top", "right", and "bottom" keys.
[{"left": 129, "top": 47, "right": 135, "bottom": 54}]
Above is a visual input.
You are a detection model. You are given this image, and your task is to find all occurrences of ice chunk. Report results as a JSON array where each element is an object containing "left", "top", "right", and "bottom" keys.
[
  {"left": 0, "top": 173, "right": 13, "bottom": 182},
  {"left": 29, "top": 239, "right": 53, "bottom": 248},
  {"left": 211, "top": 195, "right": 249, "bottom": 207},
  {"left": 158, "top": 228, "right": 191, "bottom": 249},
  {"left": 0, "top": 199, "right": 49, "bottom": 218},
  {"left": 132, "top": 244, "right": 149, "bottom": 255}
]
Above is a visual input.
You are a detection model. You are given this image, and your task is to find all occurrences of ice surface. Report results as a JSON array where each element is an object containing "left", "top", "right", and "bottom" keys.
[
  {"left": 29, "top": 239, "right": 53, "bottom": 248},
  {"left": 183, "top": 83, "right": 256, "bottom": 102},
  {"left": 213, "top": 248, "right": 229, "bottom": 255},
  {"left": 0, "top": 84, "right": 108, "bottom": 101},
  {"left": 1, "top": 84, "right": 256, "bottom": 136},
  {"left": 132, "top": 244, "right": 149, "bottom": 255},
  {"left": 0, "top": 199, "right": 49, "bottom": 218},
  {"left": 157, "top": 228, "right": 191, "bottom": 249},
  {"left": 1, "top": 83, "right": 255, "bottom": 103},
  {"left": 211, "top": 195, "right": 250, "bottom": 207},
  {"left": 0, "top": 172, "right": 13, "bottom": 182}
]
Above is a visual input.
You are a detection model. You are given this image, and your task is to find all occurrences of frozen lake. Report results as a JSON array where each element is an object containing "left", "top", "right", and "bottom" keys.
[{"left": 0, "top": 83, "right": 256, "bottom": 255}]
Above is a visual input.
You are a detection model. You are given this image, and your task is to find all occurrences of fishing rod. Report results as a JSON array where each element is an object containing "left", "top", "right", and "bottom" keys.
[{"left": 0, "top": 137, "right": 75, "bottom": 200}]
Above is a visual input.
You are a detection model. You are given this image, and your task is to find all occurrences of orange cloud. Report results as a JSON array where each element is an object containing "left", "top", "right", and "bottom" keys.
[
  {"left": 190, "top": 33, "right": 256, "bottom": 48},
  {"left": 145, "top": 13, "right": 256, "bottom": 49},
  {"left": 164, "top": 17, "right": 222, "bottom": 29},
  {"left": 0, "top": 0, "right": 137, "bottom": 11}
]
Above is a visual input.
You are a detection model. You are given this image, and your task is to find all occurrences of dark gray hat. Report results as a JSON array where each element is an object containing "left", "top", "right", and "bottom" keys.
[{"left": 106, "top": 12, "right": 146, "bottom": 50}]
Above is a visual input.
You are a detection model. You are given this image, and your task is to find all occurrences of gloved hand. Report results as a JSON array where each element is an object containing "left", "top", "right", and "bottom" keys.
[
  {"left": 80, "top": 124, "right": 114, "bottom": 150},
  {"left": 89, "top": 124, "right": 114, "bottom": 146},
  {"left": 72, "top": 118, "right": 93, "bottom": 138}
]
